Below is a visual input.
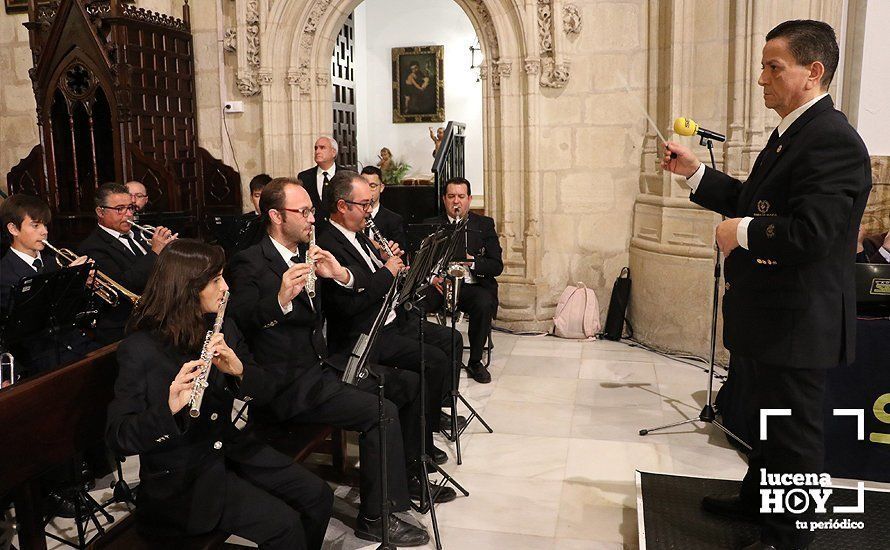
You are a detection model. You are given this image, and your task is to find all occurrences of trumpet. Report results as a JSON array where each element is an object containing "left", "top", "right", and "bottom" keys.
[
  {"left": 41, "top": 240, "right": 141, "bottom": 307},
  {"left": 129, "top": 222, "right": 160, "bottom": 245}
]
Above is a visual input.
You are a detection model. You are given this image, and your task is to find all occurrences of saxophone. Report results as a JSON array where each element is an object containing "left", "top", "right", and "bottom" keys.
[
  {"left": 306, "top": 225, "right": 317, "bottom": 299},
  {"left": 188, "top": 290, "right": 230, "bottom": 418}
]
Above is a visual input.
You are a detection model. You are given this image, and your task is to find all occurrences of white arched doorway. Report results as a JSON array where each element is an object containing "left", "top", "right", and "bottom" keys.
[{"left": 226, "top": 0, "right": 580, "bottom": 328}]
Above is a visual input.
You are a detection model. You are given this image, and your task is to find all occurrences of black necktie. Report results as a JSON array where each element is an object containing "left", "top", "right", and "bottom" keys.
[
  {"left": 120, "top": 233, "right": 144, "bottom": 257},
  {"left": 321, "top": 171, "right": 331, "bottom": 205},
  {"left": 357, "top": 234, "right": 380, "bottom": 269},
  {"left": 32, "top": 258, "right": 43, "bottom": 272}
]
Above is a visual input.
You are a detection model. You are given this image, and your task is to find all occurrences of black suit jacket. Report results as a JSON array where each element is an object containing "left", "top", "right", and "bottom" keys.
[
  {"left": 77, "top": 227, "right": 157, "bottom": 342},
  {"left": 370, "top": 206, "right": 407, "bottom": 251},
  {"left": 298, "top": 165, "right": 341, "bottom": 220},
  {"left": 315, "top": 222, "right": 399, "bottom": 356},
  {"left": 1, "top": 249, "right": 57, "bottom": 317},
  {"left": 228, "top": 235, "right": 346, "bottom": 412},
  {"left": 424, "top": 212, "right": 503, "bottom": 302},
  {"left": 106, "top": 321, "right": 290, "bottom": 536},
  {"left": 691, "top": 96, "right": 871, "bottom": 368}
]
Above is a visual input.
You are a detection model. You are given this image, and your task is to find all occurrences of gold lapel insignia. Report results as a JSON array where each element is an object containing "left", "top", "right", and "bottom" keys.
[
  {"left": 776, "top": 144, "right": 783, "bottom": 153},
  {"left": 766, "top": 224, "right": 776, "bottom": 239},
  {"left": 757, "top": 200, "right": 770, "bottom": 214}
]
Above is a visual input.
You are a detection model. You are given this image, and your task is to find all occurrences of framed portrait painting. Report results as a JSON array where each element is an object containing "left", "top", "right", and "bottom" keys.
[{"left": 391, "top": 45, "right": 444, "bottom": 124}]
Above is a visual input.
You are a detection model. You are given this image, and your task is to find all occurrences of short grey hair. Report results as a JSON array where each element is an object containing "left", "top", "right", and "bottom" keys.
[{"left": 319, "top": 136, "right": 339, "bottom": 153}]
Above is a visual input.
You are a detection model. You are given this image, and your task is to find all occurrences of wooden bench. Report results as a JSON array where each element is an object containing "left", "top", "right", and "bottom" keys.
[{"left": 0, "top": 345, "right": 346, "bottom": 550}]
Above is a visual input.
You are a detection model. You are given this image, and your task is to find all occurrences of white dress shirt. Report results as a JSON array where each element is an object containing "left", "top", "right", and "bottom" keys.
[
  {"left": 685, "top": 93, "right": 830, "bottom": 250},
  {"left": 316, "top": 164, "right": 336, "bottom": 200},
  {"left": 99, "top": 224, "right": 147, "bottom": 255},
  {"left": 10, "top": 247, "right": 43, "bottom": 271},
  {"left": 269, "top": 235, "right": 353, "bottom": 314}
]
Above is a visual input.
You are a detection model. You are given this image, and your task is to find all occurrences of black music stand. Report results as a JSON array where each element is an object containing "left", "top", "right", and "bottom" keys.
[
  {"left": 343, "top": 271, "right": 406, "bottom": 550},
  {"left": 397, "top": 226, "right": 470, "bottom": 550},
  {"left": 2, "top": 265, "right": 94, "bottom": 372},
  {"left": 424, "top": 220, "right": 494, "bottom": 461}
]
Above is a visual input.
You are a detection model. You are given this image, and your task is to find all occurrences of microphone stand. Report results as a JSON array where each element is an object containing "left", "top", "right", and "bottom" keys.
[{"left": 639, "top": 135, "right": 750, "bottom": 451}]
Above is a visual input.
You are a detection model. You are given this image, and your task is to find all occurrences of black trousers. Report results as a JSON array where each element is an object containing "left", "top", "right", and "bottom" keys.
[
  {"left": 354, "top": 362, "right": 423, "bottom": 466},
  {"left": 375, "top": 317, "right": 460, "bottom": 434},
  {"left": 218, "top": 460, "right": 333, "bottom": 550},
  {"left": 282, "top": 367, "right": 411, "bottom": 517},
  {"left": 426, "top": 284, "right": 495, "bottom": 363},
  {"left": 735, "top": 356, "right": 828, "bottom": 549}
]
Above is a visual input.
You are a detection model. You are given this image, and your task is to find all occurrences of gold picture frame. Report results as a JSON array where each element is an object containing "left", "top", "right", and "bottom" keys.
[{"left": 391, "top": 45, "right": 444, "bottom": 124}]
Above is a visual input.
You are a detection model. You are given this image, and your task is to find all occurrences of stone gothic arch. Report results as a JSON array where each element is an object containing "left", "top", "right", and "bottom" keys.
[{"left": 224, "top": 0, "right": 583, "bottom": 328}]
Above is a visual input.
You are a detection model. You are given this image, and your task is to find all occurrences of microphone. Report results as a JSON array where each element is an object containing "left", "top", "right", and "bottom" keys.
[{"left": 673, "top": 117, "right": 726, "bottom": 143}]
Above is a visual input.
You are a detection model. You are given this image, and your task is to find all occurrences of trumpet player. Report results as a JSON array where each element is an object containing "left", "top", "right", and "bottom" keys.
[
  {"left": 425, "top": 177, "right": 503, "bottom": 384},
  {"left": 228, "top": 177, "right": 435, "bottom": 545},
  {"left": 107, "top": 239, "right": 333, "bottom": 550},
  {"left": 78, "top": 182, "right": 176, "bottom": 343},
  {"left": 0, "top": 194, "right": 98, "bottom": 375}
]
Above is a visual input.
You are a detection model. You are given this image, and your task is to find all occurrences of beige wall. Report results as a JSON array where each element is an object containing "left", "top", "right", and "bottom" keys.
[{"left": 1, "top": 12, "right": 38, "bottom": 194}]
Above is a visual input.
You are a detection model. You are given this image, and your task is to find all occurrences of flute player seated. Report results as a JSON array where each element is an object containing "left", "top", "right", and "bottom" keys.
[{"left": 105, "top": 239, "right": 333, "bottom": 550}]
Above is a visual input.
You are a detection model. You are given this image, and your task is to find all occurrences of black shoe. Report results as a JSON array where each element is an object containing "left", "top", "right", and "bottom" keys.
[
  {"left": 354, "top": 513, "right": 430, "bottom": 547},
  {"left": 467, "top": 361, "right": 491, "bottom": 384},
  {"left": 430, "top": 445, "right": 448, "bottom": 465},
  {"left": 701, "top": 494, "right": 759, "bottom": 523},
  {"left": 409, "top": 476, "right": 458, "bottom": 503},
  {"left": 440, "top": 411, "right": 468, "bottom": 431}
]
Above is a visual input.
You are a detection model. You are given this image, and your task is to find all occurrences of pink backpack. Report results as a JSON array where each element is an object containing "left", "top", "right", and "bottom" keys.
[{"left": 552, "top": 283, "right": 601, "bottom": 339}]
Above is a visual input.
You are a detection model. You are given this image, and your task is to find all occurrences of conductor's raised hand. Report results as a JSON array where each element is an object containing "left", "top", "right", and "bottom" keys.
[
  {"left": 661, "top": 142, "right": 701, "bottom": 178},
  {"left": 278, "top": 263, "right": 311, "bottom": 307},
  {"left": 168, "top": 359, "right": 202, "bottom": 414},
  {"left": 207, "top": 333, "right": 243, "bottom": 379}
]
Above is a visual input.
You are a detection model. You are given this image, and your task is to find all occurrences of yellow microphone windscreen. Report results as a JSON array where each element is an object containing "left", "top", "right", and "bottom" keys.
[{"left": 673, "top": 117, "right": 699, "bottom": 137}]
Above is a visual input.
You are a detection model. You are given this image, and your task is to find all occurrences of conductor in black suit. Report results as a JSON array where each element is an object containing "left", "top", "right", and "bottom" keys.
[
  {"left": 424, "top": 177, "right": 503, "bottom": 384},
  {"left": 297, "top": 136, "right": 341, "bottom": 220},
  {"left": 77, "top": 183, "right": 176, "bottom": 344},
  {"left": 107, "top": 240, "right": 333, "bottom": 549},
  {"left": 317, "top": 171, "right": 463, "bottom": 466},
  {"left": 663, "top": 20, "right": 871, "bottom": 550},
  {"left": 227, "top": 177, "right": 439, "bottom": 546},
  {"left": 0, "top": 194, "right": 97, "bottom": 377},
  {"left": 361, "top": 166, "right": 406, "bottom": 250}
]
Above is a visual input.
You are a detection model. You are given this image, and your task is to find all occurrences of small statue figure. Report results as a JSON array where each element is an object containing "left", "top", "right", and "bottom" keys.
[
  {"left": 429, "top": 126, "right": 445, "bottom": 157},
  {"left": 377, "top": 147, "right": 393, "bottom": 173}
]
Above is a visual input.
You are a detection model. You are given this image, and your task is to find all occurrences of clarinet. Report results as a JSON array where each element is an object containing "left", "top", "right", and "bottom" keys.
[
  {"left": 365, "top": 216, "right": 396, "bottom": 257},
  {"left": 188, "top": 290, "right": 230, "bottom": 418},
  {"left": 306, "top": 225, "right": 317, "bottom": 298}
]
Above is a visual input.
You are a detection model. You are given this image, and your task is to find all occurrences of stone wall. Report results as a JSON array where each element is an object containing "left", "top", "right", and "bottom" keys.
[{"left": 0, "top": 12, "right": 38, "bottom": 195}]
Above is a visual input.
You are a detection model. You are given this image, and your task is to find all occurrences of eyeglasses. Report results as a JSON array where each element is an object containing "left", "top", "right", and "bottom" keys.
[
  {"left": 343, "top": 200, "right": 372, "bottom": 211},
  {"left": 130, "top": 193, "right": 148, "bottom": 200},
  {"left": 278, "top": 207, "right": 316, "bottom": 219},
  {"left": 100, "top": 204, "right": 137, "bottom": 214},
  {"left": 367, "top": 182, "right": 382, "bottom": 189}
]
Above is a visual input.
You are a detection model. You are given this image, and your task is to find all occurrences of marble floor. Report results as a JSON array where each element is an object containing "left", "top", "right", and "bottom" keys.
[{"left": 21, "top": 324, "right": 876, "bottom": 549}]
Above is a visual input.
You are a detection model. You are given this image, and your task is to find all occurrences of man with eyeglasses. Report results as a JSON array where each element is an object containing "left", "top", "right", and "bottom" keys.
[
  {"left": 78, "top": 182, "right": 175, "bottom": 343},
  {"left": 125, "top": 181, "right": 149, "bottom": 213},
  {"left": 228, "top": 177, "right": 440, "bottom": 546},
  {"left": 318, "top": 171, "right": 464, "bottom": 469},
  {"left": 361, "top": 166, "right": 406, "bottom": 251}
]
